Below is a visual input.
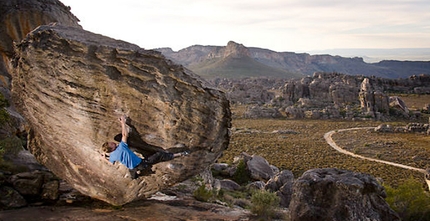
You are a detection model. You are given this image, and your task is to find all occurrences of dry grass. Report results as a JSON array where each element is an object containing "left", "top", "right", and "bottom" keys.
[
  {"left": 396, "top": 94, "right": 430, "bottom": 111},
  {"left": 219, "top": 105, "right": 429, "bottom": 188},
  {"left": 333, "top": 129, "right": 430, "bottom": 169}
]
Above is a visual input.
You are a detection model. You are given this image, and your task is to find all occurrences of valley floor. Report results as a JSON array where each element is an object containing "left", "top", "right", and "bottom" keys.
[{"left": 220, "top": 118, "right": 429, "bottom": 188}]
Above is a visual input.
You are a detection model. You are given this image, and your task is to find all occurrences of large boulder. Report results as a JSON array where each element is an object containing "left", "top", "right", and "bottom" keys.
[
  {"left": 289, "top": 168, "right": 400, "bottom": 221},
  {"left": 265, "top": 170, "right": 294, "bottom": 207},
  {"left": 11, "top": 24, "right": 231, "bottom": 205},
  {"left": 246, "top": 155, "right": 275, "bottom": 181}
]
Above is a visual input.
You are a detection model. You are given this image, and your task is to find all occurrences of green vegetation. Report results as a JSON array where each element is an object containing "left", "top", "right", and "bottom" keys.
[
  {"left": 0, "top": 93, "right": 23, "bottom": 171},
  {"left": 0, "top": 93, "right": 9, "bottom": 124},
  {"left": 232, "top": 159, "right": 251, "bottom": 185},
  {"left": 193, "top": 183, "right": 215, "bottom": 202},
  {"left": 250, "top": 189, "right": 281, "bottom": 220},
  {"left": 221, "top": 103, "right": 430, "bottom": 188},
  {"left": 384, "top": 178, "right": 430, "bottom": 221},
  {"left": 220, "top": 102, "right": 430, "bottom": 219}
]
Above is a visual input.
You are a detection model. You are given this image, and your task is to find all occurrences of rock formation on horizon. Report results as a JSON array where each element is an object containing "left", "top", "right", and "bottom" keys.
[
  {"left": 11, "top": 24, "right": 231, "bottom": 205},
  {"left": 158, "top": 42, "right": 430, "bottom": 79}
]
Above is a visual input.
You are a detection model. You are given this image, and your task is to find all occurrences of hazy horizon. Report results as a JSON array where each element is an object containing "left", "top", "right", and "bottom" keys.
[
  {"left": 160, "top": 42, "right": 430, "bottom": 63},
  {"left": 60, "top": 0, "right": 430, "bottom": 58}
]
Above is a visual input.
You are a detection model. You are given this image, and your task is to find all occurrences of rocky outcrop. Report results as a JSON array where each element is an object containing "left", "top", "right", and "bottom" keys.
[
  {"left": 0, "top": 0, "right": 80, "bottom": 96},
  {"left": 211, "top": 154, "right": 400, "bottom": 220},
  {"left": 243, "top": 106, "right": 282, "bottom": 119},
  {"left": 219, "top": 41, "right": 251, "bottom": 58},
  {"left": 211, "top": 73, "right": 430, "bottom": 120},
  {"left": 282, "top": 72, "right": 363, "bottom": 105},
  {"left": 359, "top": 78, "right": 390, "bottom": 119},
  {"left": 0, "top": 170, "right": 62, "bottom": 209},
  {"left": 11, "top": 24, "right": 231, "bottom": 205},
  {"left": 289, "top": 168, "right": 400, "bottom": 221}
]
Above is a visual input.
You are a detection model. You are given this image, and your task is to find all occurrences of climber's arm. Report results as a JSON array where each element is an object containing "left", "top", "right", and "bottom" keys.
[{"left": 119, "top": 115, "right": 128, "bottom": 144}]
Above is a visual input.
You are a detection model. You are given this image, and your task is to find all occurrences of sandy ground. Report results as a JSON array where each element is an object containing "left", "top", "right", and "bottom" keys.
[{"left": 0, "top": 197, "right": 252, "bottom": 221}]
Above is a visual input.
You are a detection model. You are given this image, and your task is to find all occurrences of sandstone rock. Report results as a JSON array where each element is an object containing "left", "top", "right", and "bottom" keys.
[
  {"left": 9, "top": 171, "right": 44, "bottom": 196},
  {"left": 265, "top": 170, "right": 295, "bottom": 207},
  {"left": 246, "top": 155, "right": 274, "bottom": 181},
  {"left": 265, "top": 170, "right": 294, "bottom": 192},
  {"left": 389, "top": 96, "right": 408, "bottom": 114},
  {"left": 211, "top": 163, "right": 235, "bottom": 177},
  {"left": 406, "top": 123, "right": 429, "bottom": 133},
  {"left": 41, "top": 180, "right": 59, "bottom": 200},
  {"left": 246, "top": 181, "right": 265, "bottom": 190},
  {"left": 359, "top": 78, "right": 389, "bottom": 117},
  {"left": 0, "top": 0, "right": 80, "bottom": 94},
  {"left": 375, "top": 124, "right": 394, "bottom": 133},
  {"left": 0, "top": 186, "right": 27, "bottom": 209},
  {"left": 11, "top": 24, "right": 231, "bottom": 205},
  {"left": 289, "top": 168, "right": 400, "bottom": 221},
  {"left": 243, "top": 105, "right": 282, "bottom": 118},
  {"left": 0, "top": 0, "right": 82, "bottom": 157},
  {"left": 284, "top": 106, "right": 305, "bottom": 119},
  {"left": 218, "top": 179, "right": 241, "bottom": 191}
]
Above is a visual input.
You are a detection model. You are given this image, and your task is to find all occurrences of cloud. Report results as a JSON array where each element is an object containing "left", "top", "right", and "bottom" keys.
[{"left": 61, "top": 0, "right": 430, "bottom": 51}]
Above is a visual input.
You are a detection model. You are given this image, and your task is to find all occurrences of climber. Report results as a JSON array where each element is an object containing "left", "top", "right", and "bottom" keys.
[{"left": 101, "top": 115, "right": 188, "bottom": 179}]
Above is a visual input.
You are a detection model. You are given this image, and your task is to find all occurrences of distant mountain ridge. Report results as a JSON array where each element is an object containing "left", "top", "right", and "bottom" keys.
[{"left": 156, "top": 41, "right": 430, "bottom": 79}]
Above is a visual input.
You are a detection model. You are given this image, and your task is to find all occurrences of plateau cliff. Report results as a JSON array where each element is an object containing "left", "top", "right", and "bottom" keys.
[{"left": 158, "top": 41, "right": 430, "bottom": 79}]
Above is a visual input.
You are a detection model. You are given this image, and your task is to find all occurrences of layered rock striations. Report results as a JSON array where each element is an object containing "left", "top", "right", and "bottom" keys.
[
  {"left": 0, "top": 0, "right": 80, "bottom": 95},
  {"left": 11, "top": 24, "right": 231, "bottom": 205}
]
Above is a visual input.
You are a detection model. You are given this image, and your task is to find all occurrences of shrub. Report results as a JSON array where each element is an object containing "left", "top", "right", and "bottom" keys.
[
  {"left": 0, "top": 93, "right": 9, "bottom": 124},
  {"left": 193, "top": 183, "right": 214, "bottom": 202},
  {"left": 384, "top": 178, "right": 430, "bottom": 221},
  {"left": 250, "top": 189, "right": 280, "bottom": 220},
  {"left": 0, "top": 136, "right": 23, "bottom": 169},
  {"left": 233, "top": 159, "right": 251, "bottom": 185}
]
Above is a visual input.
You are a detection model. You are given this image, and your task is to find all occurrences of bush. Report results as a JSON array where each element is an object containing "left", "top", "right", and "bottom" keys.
[
  {"left": 384, "top": 178, "right": 430, "bottom": 221},
  {"left": 250, "top": 189, "right": 280, "bottom": 220},
  {"left": 193, "top": 183, "right": 214, "bottom": 202},
  {"left": 0, "top": 136, "right": 23, "bottom": 168},
  {"left": 233, "top": 159, "right": 251, "bottom": 185},
  {"left": 0, "top": 93, "right": 9, "bottom": 124}
]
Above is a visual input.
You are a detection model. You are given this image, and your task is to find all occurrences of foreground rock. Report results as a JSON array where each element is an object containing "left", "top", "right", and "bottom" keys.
[
  {"left": 289, "top": 168, "right": 400, "bottom": 221},
  {"left": 11, "top": 24, "right": 231, "bottom": 205}
]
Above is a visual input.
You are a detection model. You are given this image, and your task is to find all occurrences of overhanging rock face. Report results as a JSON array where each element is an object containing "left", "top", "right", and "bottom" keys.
[{"left": 11, "top": 24, "right": 231, "bottom": 205}]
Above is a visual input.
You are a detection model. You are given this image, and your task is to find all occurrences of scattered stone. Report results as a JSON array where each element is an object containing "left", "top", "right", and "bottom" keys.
[
  {"left": 218, "top": 179, "right": 241, "bottom": 191},
  {"left": 9, "top": 171, "right": 44, "bottom": 196},
  {"left": 265, "top": 170, "right": 295, "bottom": 207},
  {"left": 41, "top": 180, "right": 59, "bottom": 200},
  {"left": 246, "top": 181, "right": 265, "bottom": 190},
  {"left": 243, "top": 105, "right": 282, "bottom": 118},
  {"left": 375, "top": 124, "right": 394, "bottom": 133},
  {"left": 246, "top": 155, "right": 275, "bottom": 181},
  {"left": 0, "top": 186, "right": 27, "bottom": 209}
]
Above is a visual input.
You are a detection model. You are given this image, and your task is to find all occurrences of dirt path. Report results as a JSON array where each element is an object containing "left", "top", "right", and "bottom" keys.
[{"left": 324, "top": 127, "right": 427, "bottom": 174}]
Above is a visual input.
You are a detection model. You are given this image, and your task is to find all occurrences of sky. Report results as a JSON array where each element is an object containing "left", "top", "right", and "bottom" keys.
[{"left": 60, "top": 0, "right": 430, "bottom": 54}]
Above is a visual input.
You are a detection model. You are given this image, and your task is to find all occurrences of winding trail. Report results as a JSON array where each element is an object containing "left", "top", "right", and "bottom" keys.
[{"left": 324, "top": 127, "right": 427, "bottom": 174}]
